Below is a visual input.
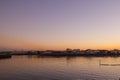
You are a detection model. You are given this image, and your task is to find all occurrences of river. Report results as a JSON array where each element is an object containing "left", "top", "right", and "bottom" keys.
[{"left": 0, "top": 55, "right": 120, "bottom": 80}]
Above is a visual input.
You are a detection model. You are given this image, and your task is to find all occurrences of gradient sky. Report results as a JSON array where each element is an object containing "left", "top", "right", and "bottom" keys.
[{"left": 1, "top": 0, "right": 120, "bottom": 50}]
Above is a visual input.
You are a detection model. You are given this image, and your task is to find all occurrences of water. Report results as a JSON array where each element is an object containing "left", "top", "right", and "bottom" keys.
[{"left": 0, "top": 55, "right": 120, "bottom": 80}]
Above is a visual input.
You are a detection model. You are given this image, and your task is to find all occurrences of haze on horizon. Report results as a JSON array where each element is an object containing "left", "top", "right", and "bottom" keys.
[{"left": 1, "top": 0, "right": 120, "bottom": 51}]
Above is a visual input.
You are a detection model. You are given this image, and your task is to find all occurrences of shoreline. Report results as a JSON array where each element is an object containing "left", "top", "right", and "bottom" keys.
[{"left": 1, "top": 49, "right": 120, "bottom": 58}]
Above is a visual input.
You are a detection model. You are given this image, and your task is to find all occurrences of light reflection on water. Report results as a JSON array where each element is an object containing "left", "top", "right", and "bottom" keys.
[{"left": 0, "top": 55, "right": 120, "bottom": 80}]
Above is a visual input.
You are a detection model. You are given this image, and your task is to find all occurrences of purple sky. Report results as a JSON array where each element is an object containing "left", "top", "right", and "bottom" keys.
[{"left": 1, "top": 0, "right": 120, "bottom": 50}]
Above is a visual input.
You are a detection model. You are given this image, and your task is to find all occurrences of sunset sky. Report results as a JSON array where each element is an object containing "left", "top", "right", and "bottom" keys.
[{"left": 1, "top": 0, "right": 120, "bottom": 51}]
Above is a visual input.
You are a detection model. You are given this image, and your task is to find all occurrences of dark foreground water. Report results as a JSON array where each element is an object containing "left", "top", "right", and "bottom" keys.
[{"left": 0, "top": 56, "right": 120, "bottom": 80}]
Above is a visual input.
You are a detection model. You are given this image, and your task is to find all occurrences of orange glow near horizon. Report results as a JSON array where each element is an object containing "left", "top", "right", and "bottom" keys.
[{"left": 1, "top": 33, "right": 120, "bottom": 50}]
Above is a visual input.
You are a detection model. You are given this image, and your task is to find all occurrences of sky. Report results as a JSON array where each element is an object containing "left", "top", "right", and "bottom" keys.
[{"left": 1, "top": 0, "right": 120, "bottom": 51}]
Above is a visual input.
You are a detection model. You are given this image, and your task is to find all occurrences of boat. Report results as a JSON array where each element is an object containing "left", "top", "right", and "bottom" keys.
[
  {"left": 99, "top": 60, "right": 120, "bottom": 66},
  {"left": 0, "top": 52, "right": 12, "bottom": 59}
]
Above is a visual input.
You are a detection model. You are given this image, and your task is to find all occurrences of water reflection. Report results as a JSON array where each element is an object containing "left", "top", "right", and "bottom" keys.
[
  {"left": 0, "top": 56, "right": 12, "bottom": 60},
  {"left": 0, "top": 55, "right": 120, "bottom": 80},
  {"left": 0, "top": 57, "right": 11, "bottom": 60}
]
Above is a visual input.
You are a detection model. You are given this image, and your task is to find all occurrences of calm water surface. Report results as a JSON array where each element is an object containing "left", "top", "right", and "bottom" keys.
[{"left": 0, "top": 55, "right": 120, "bottom": 80}]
